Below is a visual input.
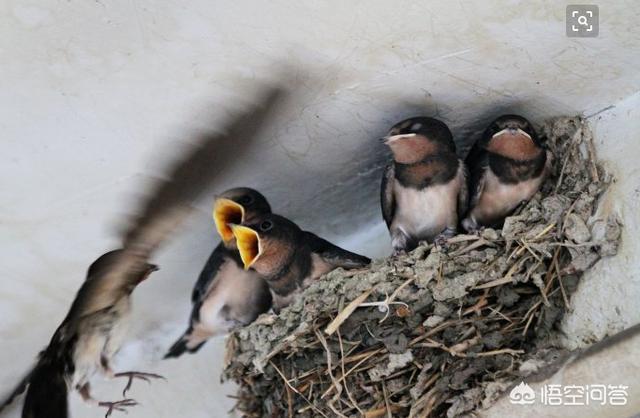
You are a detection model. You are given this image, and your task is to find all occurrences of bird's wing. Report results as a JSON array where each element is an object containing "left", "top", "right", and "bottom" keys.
[
  {"left": 121, "top": 85, "right": 287, "bottom": 260},
  {"left": 0, "top": 365, "right": 36, "bottom": 413},
  {"left": 457, "top": 160, "right": 469, "bottom": 219},
  {"left": 465, "top": 140, "right": 489, "bottom": 209},
  {"left": 69, "top": 85, "right": 288, "bottom": 321},
  {"left": 303, "top": 231, "right": 371, "bottom": 269},
  {"left": 380, "top": 163, "right": 396, "bottom": 228},
  {"left": 191, "top": 242, "right": 231, "bottom": 303}
]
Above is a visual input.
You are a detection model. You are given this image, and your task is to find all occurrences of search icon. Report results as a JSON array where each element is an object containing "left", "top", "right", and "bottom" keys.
[{"left": 578, "top": 15, "right": 588, "bottom": 26}]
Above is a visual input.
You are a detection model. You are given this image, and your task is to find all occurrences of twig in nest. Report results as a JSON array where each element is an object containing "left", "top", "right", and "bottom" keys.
[
  {"left": 584, "top": 123, "right": 600, "bottom": 182},
  {"left": 364, "top": 405, "right": 402, "bottom": 418},
  {"left": 269, "top": 360, "right": 329, "bottom": 418},
  {"left": 337, "top": 328, "right": 364, "bottom": 415},
  {"left": 474, "top": 348, "right": 524, "bottom": 357},
  {"left": 554, "top": 126, "right": 582, "bottom": 193},
  {"left": 316, "top": 330, "right": 341, "bottom": 398},
  {"left": 325, "top": 288, "right": 374, "bottom": 335},
  {"left": 450, "top": 335, "right": 481, "bottom": 354},
  {"left": 554, "top": 250, "right": 570, "bottom": 308},
  {"left": 357, "top": 277, "right": 415, "bottom": 324},
  {"left": 488, "top": 305, "right": 514, "bottom": 323},
  {"left": 513, "top": 223, "right": 556, "bottom": 258},
  {"left": 421, "top": 338, "right": 467, "bottom": 357},
  {"left": 382, "top": 381, "right": 392, "bottom": 418},
  {"left": 451, "top": 238, "right": 494, "bottom": 256},
  {"left": 463, "top": 290, "right": 489, "bottom": 315}
]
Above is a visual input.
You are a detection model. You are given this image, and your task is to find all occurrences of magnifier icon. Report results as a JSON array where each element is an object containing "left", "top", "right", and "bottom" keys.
[{"left": 578, "top": 15, "right": 588, "bottom": 25}]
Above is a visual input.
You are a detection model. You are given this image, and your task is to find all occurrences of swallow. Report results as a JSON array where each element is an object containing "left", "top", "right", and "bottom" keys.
[
  {"left": 461, "top": 114, "right": 552, "bottom": 232},
  {"left": 230, "top": 214, "right": 371, "bottom": 311},
  {"left": 8, "top": 250, "right": 162, "bottom": 418},
  {"left": 164, "top": 188, "right": 273, "bottom": 358},
  {"left": 380, "top": 117, "right": 468, "bottom": 254}
]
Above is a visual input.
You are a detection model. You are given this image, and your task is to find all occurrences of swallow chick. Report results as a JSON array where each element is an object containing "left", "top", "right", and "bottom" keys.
[
  {"left": 381, "top": 117, "right": 468, "bottom": 254},
  {"left": 230, "top": 214, "right": 370, "bottom": 311},
  {"left": 6, "top": 250, "right": 163, "bottom": 418},
  {"left": 462, "top": 114, "right": 552, "bottom": 232},
  {"left": 164, "top": 188, "right": 273, "bottom": 358}
]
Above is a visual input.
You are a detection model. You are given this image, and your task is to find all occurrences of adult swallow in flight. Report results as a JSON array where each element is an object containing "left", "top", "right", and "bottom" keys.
[
  {"left": 15, "top": 251, "right": 161, "bottom": 418},
  {"left": 165, "top": 188, "right": 273, "bottom": 358},
  {"left": 230, "top": 214, "right": 370, "bottom": 311},
  {"left": 380, "top": 117, "right": 468, "bottom": 254},
  {"left": 461, "top": 114, "right": 552, "bottom": 231}
]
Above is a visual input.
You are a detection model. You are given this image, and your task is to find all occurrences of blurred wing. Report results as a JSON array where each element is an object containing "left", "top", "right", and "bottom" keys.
[
  {"left": 303, "top": 231, "right": 370, "bottom": 269},
  {"left": 76, "top": 85, "right": 288, "bottom": 318},
  {"left": 380, "top": 164, "right": 395, "bottom": 228},
  {"left": 122, "top": 86, "right": 287, "bottom": 257}
]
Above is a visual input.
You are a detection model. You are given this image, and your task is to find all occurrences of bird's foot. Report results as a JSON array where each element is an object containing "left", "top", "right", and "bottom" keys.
[
  {"left": 434, "top": 227, "right": 457, "bottom": 249},
  {"left": 114, "top": 371, "right": 166, "bottom": 397},
  {"left": 433, "top": 234, "right": 449, "bottom": 248},
  {"left": 98, "top": 399, "right": 137, "bottom": 418},
  {"left": 461, "top": 217, "right": 484, "bottom": 235},
  {"left": 391, "top": 248, "right": 407, "bottom": 258}
]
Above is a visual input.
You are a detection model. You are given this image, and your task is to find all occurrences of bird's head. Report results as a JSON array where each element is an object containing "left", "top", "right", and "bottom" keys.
[
  {"left": 229, "top": 213, "right": 300, "bottom": 277},
  {"left": 485, "top": 114, "right": 542, "bottom": 158},
  {"left": 213, "top": 187, "right": 271, "bottom": 248},
  {"left": 382, "top": 117, "right": 456, "bottom": 164},
  {"left": 86, "top": 249, "right": 159, "bottom": 288}
]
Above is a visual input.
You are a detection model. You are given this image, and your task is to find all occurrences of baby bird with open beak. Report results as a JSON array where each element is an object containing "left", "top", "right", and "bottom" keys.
[
  {"left": 15, "top": 250, "right": 162, "bottom": 418},
  {"left": 164, "top": 188, "right": 272, "bottom": 358},
  {"left": 381, "top": 117, "right": 468, "bottom": 254},
  {"left": 230, "top": 214, "right": 371, "bottom": 311},
  {"left": 462, "top": 114, "right": 552, "bottom": 232}
]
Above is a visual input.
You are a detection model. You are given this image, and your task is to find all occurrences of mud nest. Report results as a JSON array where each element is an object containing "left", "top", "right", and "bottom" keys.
[{"left": 223, "top": 117, "right": 622, "bottom": 418}]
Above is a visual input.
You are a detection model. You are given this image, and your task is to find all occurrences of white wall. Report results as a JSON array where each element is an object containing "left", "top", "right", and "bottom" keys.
[{"left": 1, "top": 1, "right": 639, "bottom": 417}]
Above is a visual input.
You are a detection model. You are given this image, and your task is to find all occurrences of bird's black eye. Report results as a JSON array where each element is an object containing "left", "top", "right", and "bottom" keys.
[
  {"left": 259, "top": 220, "right": 273, "bottom": 232},
  {"left": 238, "top": 195, "right": 254, "bottom": 206}
]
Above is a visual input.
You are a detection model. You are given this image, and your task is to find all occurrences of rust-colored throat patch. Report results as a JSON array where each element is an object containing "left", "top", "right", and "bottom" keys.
[{"left": 488, "top": 128, "right": 538, "bottom": 160}]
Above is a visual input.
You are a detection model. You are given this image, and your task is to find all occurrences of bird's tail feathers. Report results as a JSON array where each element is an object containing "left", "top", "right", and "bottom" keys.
[
  {"left": 21, "top": 360, "right": 68, "bottom": 418},
  {"left": 163, "top": 327, "right": 209, "bottom": 359},
  {"left": 0, "top": 365, "right": 35, "bottom": 413}
]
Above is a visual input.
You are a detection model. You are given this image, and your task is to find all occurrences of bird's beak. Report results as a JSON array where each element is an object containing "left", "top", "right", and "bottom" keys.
[
  {"left": 213, "top": 198, "right": 245, "bottom": 244},
  {"left": 382, "top": 133, "right": 417, "bottom": 145},
  {"left": 230, "top": 224, "right": 262, "bottom": 270},
  {"left": 492, "top": 128, "right": 532, "bottom": 140},
  {"left": 139, "top": 263, "right": 159, "bottom": 282}
]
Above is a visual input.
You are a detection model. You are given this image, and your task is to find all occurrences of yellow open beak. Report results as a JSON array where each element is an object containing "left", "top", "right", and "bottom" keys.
[
  {"left": 213, "top": 198, "right": 245, "bottom": 243},
  {"left": 230, "top": 224, "right": 261, "bottom": 270}
]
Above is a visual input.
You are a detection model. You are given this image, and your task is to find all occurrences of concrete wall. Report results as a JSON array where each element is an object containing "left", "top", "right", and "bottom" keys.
[{"left": 1, "top": 1, "right": 639, "bottom": 417}]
